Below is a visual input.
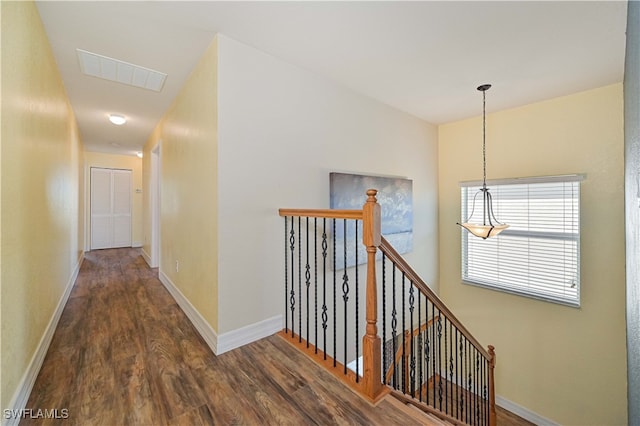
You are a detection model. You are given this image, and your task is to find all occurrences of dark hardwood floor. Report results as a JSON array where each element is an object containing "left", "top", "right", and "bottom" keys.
[{"left": 22, "top": 248, "right": 531, "bottom": 426}]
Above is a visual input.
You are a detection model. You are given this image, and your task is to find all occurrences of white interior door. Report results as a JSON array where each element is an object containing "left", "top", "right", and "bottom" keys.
[{"left": 91, "top": 167, "right": 132, "bottom": 249}]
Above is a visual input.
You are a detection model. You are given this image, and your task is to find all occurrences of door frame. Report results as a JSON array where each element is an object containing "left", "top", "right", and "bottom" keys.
[
  {"left": 150, "top": 143, "right": 161, "bottom": 267},
  {"left": 87, "top": 166, "right": 133, "bottom": 251}
]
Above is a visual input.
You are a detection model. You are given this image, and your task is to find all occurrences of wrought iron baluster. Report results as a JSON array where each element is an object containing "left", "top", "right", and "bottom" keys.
[
  {"left": 484, "top": 359, "right": 491, "bottom": 425},
  {"left": 449, "top": 321, "right": 454, "bottom": 417},
  {"left": 401, "top": 273, "right": 406, "bottom": 394},
  {"left": 455, "top": 329, "right": 460, "bottom": 421},
  {"left": 305, "top": 218, "right": 311, "bottom": 347},
  {"left": 478, "top": 352, "right": 482, "bottom": 426},
  {"left": 409, "top": 282, "right": 415, "bottom": 397},
  {"left": 467, "top": 339, "right": 472, "bottom": 425},
  {"left": 425, "top": 298, "right": 430, "bottom": 406},
  {"left": 476, "top": 350, "right": 480, "bottom": 425},
  {"left": 342, "top": 219, "right": 349, "bottom": 374},
  {"left": 298, "top": 217, "right": 302, "bottom": 343},
  {"left": 314, "top": 218, "right": 318, "bottom": 353},
  {"left": 431, "top": 300, "right": 436, "bottom": 408},
  {"left": 444, "top": 316, "right": 448, "bottom": 415},
  {"left": 355, "top": 221, "right": 359, "bottom": 382},
  {"left": 321, "top": 220, "right": 328, "bottom": 359},
  {"left": 485, "top": 357, "right": 489, "bottom": 426},
  {"left": 289, "top": 217, "right": 296, "bottom": 339},
  {"left": 418, "top": 291, "right": 423, "bottom": 403},
  {"left": 482, "top": 355, "right": 487, "bottom": 426},
  {"left": 452, "top": 326, "right": 457, "bottom": 421},
  {"left": 333, "top": 218, "right": 337, "bottom": 367},
  {"left": 391, "top": 265, "right": 397, "bottom": 390},
  {"left": 460, "top": 335, "right": 465, "bottom": 423},
  {"left": 285, "top": 217, "right": 288, "bottom": 334},
  {"left": 382, "top": 252, "right": 387, "bottom": 382},
  {"left": 437, "top": 313, "right": 443, "bottom": 411}
]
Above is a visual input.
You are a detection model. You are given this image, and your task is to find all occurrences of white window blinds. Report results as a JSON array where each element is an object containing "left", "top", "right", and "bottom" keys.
[{"left": 460, "top": 175, "right": 583, "bottom": 307}]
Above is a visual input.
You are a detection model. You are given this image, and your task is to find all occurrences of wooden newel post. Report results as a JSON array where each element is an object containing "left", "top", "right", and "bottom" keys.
[
  {"left": 488, "top": 345, "right": 497, "bottom": 426},
  {"left": 362, "top": 189, "right": 384, "bottom": 402}
]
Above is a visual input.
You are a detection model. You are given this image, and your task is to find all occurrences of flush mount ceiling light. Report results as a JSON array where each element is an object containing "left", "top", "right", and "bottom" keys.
[
  {"left": 457, "top": 84, "right": 509, "bottom": 239},
  {"left": 109, "top": 114, "right": 126, "bottom": 125},
  {"left": 136, "top": 152, "right": 143, "bottom": 158},
  {"left": 77, "top": 49, "right": 167, "bottom": 92}
]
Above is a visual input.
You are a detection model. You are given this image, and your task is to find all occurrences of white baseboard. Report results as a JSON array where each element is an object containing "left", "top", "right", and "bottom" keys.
[
  {"left": 141, "top": 248, "right": 152, "bottom": 267},
  {"left": 132, "top": 241, "right": 143, "bottom": 248},
  {"left": 217, "top": 315, "right": 283, "bottom": 355},
  {"left": 3, "top": 254, "right": 84, "bottom": 426},
  {"left": 157, "top": 270, "right": 282, "bottom": 356},
  {"left": 158, "top": 270, "right": 219, "bottom": 353},
  {"left": 496, "top": 395, "right": 558, "bottom": 426}
]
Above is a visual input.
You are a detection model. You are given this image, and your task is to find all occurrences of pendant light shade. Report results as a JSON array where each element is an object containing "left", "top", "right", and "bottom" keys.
[{"left": 458, "top": 84, "right": 509, "bottom": 239}]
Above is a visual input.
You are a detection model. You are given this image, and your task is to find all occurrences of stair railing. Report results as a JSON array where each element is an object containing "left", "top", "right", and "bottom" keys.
[
  {"left": 278, "top": 189, "right": 495, "bottom": 425},
  {"left": 380, "top": 237, "right": 496, "bottom": 426},
  {"left": 278, "top": 190, "right": 384, "bottom": 402}
]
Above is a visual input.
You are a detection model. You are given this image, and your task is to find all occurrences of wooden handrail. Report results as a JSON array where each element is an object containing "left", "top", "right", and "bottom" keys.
[
  {"left": 278, "top": 208, "right": 363, "bottom": 220},
  {"left": 379, "top": 236, "right": 491, "bottom": 360}
]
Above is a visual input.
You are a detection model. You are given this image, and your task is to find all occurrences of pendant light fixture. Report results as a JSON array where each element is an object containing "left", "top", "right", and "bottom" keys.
[{"left": 458, "top": 84, "right": 509, "bottom": 239}]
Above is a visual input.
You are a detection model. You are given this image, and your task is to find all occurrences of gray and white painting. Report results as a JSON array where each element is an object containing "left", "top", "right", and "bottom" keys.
[{"left": 330, "top": 172, "right": 413, "bottom": 269}]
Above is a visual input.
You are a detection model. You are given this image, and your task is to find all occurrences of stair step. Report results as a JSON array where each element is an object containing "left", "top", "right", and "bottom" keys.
[
  {"left": 385, "top": 395, "right": 452, "bottom": 425},
  {"left": 407, "top": 404, "right": 455, "bottom": 425}
]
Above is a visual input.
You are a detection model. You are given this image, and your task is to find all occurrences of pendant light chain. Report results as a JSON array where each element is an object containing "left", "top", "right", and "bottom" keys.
[{"left": 482, "top": 88, "right": 487, "bottom": 188}]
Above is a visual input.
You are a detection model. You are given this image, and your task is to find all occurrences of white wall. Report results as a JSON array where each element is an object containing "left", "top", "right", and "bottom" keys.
[{"left": 216, "top": 35, "right": 439, "bottom": 334}]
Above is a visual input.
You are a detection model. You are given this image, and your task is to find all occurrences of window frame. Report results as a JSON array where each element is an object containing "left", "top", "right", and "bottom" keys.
[{"left": 460, "top": 174, "right": 584, "bottom": 308}]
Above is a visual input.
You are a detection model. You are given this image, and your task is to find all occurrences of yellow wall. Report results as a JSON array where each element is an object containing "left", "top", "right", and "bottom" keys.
[
  {"left": 83, "top": 151, "right": 143, "bottom": 248},
  {"left": 1, "top": 0, "right": 84, "bottom": 410},
  {"left": 438, "top": 84, "right": 626, "bottom": 425},
  {"left": 143, "top": 37, "right": 218, "bottom": 330}
]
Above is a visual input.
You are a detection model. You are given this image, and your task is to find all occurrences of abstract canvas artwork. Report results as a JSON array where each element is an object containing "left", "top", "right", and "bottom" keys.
[{"left": 330, "top": 172, "right": 413, "bottom": 269}]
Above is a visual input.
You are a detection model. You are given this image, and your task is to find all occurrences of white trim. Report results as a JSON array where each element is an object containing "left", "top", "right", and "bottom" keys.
[
  {"left": 150, "top": 143, "right": 160, "bottom": 268},
  {"left": 460, "top": 173, "right": 586, "bottom": 187},
  {"left": 158, "top": 270, "right": 219, "bottom": 353},
  {"left": 83, "top": 163, "right": 91, "bottom": 252},
  {"left": 217, "top": 315, "right": 283, "bottom": 355},
  {"left": 141, "top": 248, "right": 152, "bottom": 267},
  {"left": 132, "top": 241, "right": 143, "bottom": 248},
  {"left": 496, "top": 395, "right": 559, "bottom": 426},
  {"left": 157, "top": 270, "right": 282, "bottom": 356},
  {"left": 3, "top": 254, "right": 84, "bottom": 426}
]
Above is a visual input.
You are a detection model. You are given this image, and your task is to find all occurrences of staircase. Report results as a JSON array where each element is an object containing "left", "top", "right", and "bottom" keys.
[
  {"left": 279, "top": 190, "right": 495, "bottom": 426},
  {"left": 385, "top": 396, "right": 457, "bottom": 425}
]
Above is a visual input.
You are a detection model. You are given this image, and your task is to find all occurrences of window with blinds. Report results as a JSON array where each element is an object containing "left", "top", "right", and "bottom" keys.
[{"left": 460, "top": 175, "right": 583, "bottom": 307}]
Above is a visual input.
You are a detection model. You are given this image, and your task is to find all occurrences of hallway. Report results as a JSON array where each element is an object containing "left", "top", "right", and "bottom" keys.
[{"left": 22, "top": 248, "right": 427, "bottom": 425}]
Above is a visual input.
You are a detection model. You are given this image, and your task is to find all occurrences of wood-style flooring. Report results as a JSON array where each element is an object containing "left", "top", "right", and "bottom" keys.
[{"left": 23, "top": 248, "right": 532, "bottom": 426}]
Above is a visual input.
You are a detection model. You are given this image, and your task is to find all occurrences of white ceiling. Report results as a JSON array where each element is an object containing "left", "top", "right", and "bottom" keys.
[{"left": 36, "top": 1, "right": 628, "bottom": 156}]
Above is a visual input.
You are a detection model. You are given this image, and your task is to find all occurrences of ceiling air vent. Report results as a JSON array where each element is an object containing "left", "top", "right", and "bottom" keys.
[{"left": 77, "top": 49, "right": 167, "bottom": 92}]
